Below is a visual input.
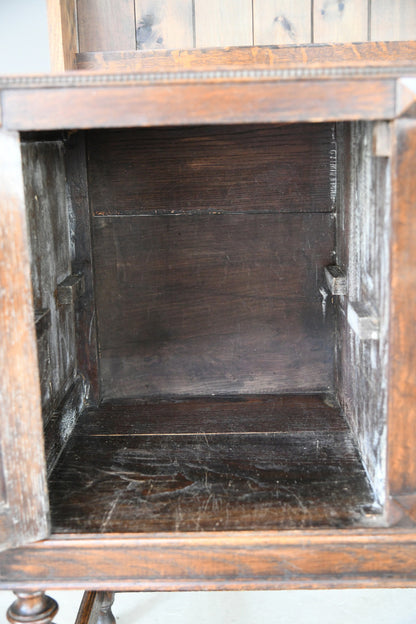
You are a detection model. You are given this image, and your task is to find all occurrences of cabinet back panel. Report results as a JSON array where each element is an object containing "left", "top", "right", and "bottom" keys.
[
  {"left": 88, "top": 124, "right": 335, "bottom": 216},
  {"left": 93, "top": 213, "right": 335, "bottom": 399}
]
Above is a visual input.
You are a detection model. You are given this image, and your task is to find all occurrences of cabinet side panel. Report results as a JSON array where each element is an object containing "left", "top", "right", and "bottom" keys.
[
  {"left": 387, "top": 120, "right": 416, "bottom": 496},
  {"left": 336, "top": 122, "right": 390, "bottom": 504},
  {"left": 22, "top": 139, "right": 77, "bottom": 423},
  {"left": 0, "top": 130, "right": 49, "bottom": 551}
]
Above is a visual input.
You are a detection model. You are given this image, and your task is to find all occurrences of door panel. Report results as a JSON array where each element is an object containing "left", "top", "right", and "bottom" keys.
[{"left": 0, "top": 130, "right": 50, "bottom": 551}]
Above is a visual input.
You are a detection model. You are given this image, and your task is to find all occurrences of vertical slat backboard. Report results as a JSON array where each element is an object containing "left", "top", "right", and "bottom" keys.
[
  {"left": 77, "top": 0, "right": 136, "bottom": 52},
  {"left": 253, "top": 0, "right": 311, "bottom": 45},
  {"left": 194, "top": 0, "right": 253, "bottom": 47},
  {"left": 135, "top": 0, "right": 194, "bottom": 50},
  {"left": 0, "top": 130, "right": 50, "bottom": 552},
  {"left": 371, "top": 0, "right": 416, "bottom": 42},
  {"left": 313, "top": 0, "right": 368, "bottom": 43}
]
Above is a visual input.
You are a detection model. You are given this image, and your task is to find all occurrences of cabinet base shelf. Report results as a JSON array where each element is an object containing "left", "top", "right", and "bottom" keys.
[{"left": 49, "top": 395, "right": 378, "bottom": 533}]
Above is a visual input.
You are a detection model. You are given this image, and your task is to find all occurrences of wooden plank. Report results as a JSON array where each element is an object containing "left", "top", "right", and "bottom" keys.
[
  {"left": 135, "top": 0, "right": 194, "bottom": 50},
  {"left": 77, "top": 0, "right": 135, "bottom": 52},
  {"left": 194, "top": 0, "right": 252, "bottom": 47},
  {"left": 75, "top": 40, "right": 416, "bottom": 71},
  {"left": 387, "top": 119, "right": 416, "bottom": 496},
  {"left": 336, "top": 121, "right": 391, "bottom": 505},
  {"left": 253, "top": 0, "right": 311, "bottom": 45},
  {"left": 46, "top": 0, "right": 78, "bottom": 71},
  {"left": 1, "top": 79, "right": 397, "bottom": 131},
  {"left": 3, "top": 531, "right": 416, "bottom": 589},
  {"left": 0, "top": 130, "right": 49, "bottom": 551},
  {"left": 64, "top": 132, "right": 100, "bottom": 403},
  {"left": 21, "top": 139, "right": 76, "bottom": 422},
  {"left": 93, "top": 213, "right": 335, "bottom": 399},
  {"left": 87, "top": 124, "right": 335, "bottom": 216},
  {"left": 48, "top": 396, "right": 374, "bottom": 533},
  {"left": 77, "top": 395, "right": 350, "bottom": 436},
  {"left": 371, "top": 0, "right": 416, "bottom": 42},
  {"left": 313, "top": 0, "right": 368, "bottom": 43}
]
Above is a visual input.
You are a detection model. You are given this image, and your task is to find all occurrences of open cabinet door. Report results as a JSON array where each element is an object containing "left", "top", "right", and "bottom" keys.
[{"left": 0, "top": 130, "right": 50, "bottom": 551}]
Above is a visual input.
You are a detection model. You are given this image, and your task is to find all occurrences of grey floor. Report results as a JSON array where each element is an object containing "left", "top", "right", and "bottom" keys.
[{"left": 1, "top": 2, "right": 416, "bottom": 622}]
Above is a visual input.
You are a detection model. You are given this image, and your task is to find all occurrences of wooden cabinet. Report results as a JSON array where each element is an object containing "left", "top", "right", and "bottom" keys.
[{"left": 1, "top": 36, "right": 416, "bottom": 624}]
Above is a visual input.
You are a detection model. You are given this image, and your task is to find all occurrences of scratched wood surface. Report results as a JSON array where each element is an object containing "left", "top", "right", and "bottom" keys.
[
  {"left": 87, "top": 124, "right": 335, "bottom": 216},
  {"left": 253, "top": 0, "right": 311, "bottom": 45},
  {"left": 48, "top": 395, "right": 376, "bottom": 533},
  {"left": 135, "top": 0, "right": 194, "bottom": 50}
]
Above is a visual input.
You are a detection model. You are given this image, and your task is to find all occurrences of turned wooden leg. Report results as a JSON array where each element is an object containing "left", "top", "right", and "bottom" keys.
[
  {"left": 96, "top": 592, "right": 116, "bottom": 624},
  {"left": 7, "top": 591, "right": 58, "bottom": 624}
]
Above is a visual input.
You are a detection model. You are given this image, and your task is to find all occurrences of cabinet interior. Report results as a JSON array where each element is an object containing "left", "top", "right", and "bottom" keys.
[{"left": 21, "top": 120, "right": 390, "bottom": 534}]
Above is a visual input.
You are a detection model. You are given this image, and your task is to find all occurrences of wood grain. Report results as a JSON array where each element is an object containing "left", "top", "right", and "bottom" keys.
[
  {"left": 21, "top": 139, "right": 76, "bottom": 422},
  {"left": 387, "top": 119, "right": 416, "bottom": 496},
  {"left": 64, "top": 132, "right": 100, "bottom": 403},
  {"left": 87, "top": 124, "right": 335, "bottom": 216},
  {"left": 135, "top": 0, "right": 194, "bottom": 50},
  {"left": 46, "top": 0, "right": 78, "bottom": 71},
  {"left": 1, "top": 79, "right": 397, "bottom": 132},
  {"left": 253, "top": 0, "right": 311, "bottom": 45},
  {"left": 336, "top": 122, "right": 391, "bottom": 505},
  {"left": 75, "top": 592, "right": 115, "bottom": 624},
  {"left": 48, "top": 396, "right": 375, "bottom": 533},
  {"left": 0, "top": 130, "right": 49, "bottom": 551},
  {"left": 77, "top": 0, "right": 136, "bottom": 52},
  {"left": 3, "top": 530, "right": 416, "bottom": 590},
  {"left": 75, "top": 41, "right": 416, "bottom": 71},
  {"left": 194, "top": 0, "right": 253, "bottom": 47},
  {"left": 371, "top": 1, "right": 416, "bottom": 42},
  {"left": 313, "top": 0, "right": 368, "bottom": 43},
  {"left": 93, "top": 213, "right": 335, "bottom": 399}
]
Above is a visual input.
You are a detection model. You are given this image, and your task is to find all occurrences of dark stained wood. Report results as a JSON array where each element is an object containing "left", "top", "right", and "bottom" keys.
[
  {"left": 335, "top": 121, "right": 391, "bottom": 505},
  {"left": 387, "top": 119, "right": 416, "bottom": 496},
  {"left": 77, "top": 395, "right": 351, "bottom": 436},
  {"left": 93, "top": 213, "right": 335, "bottom": 399},
  {"left": 77, "top": 0, "right": 136, "bottom": 53},
  {"left": 44, "top": 376, "right": 89, "bottom": 476},
  {"left": 7, "top": 592, "right": 58, "bottom": 624},
  {"left": 75, "top": 592, "right": 115, "bottom": 624},
  {"left": 3, "top": 530, "right": 416, "bottom": 590},
  {"left": 64, "top": 132, "right": 100, "bottom": 402},
  {"left": 88, "top": 125, "right": 335, "bottom": 216},
  {"left": 21, "top": 139, "right": 77, "bottom": 424},
  {"left": 48, "top": 396, "right": 376, "bottom": 534},
  {"left": 0, "top": 130, "right": 49, "bottom": 551},
  {"left": 1, "top": 79, "right": 397, "bottom": 131},
  {"left": 75, "top": 41, "right": 416, "bottom": 71}
]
